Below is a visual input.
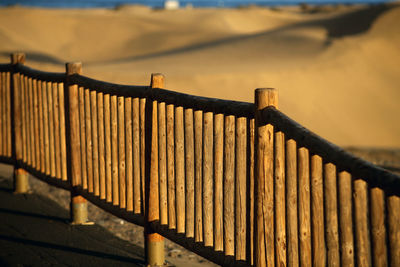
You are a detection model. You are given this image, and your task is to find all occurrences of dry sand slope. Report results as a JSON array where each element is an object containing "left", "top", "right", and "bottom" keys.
[{"left": 0, "top": 3, "right": 399, "bottom": 147}]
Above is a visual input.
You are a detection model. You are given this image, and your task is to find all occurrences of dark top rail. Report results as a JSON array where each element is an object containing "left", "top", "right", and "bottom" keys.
[
  {"left": 262, "top": 106, "right": 400, "bottom": 196},
  {"left": 0, "top": 64, "right": 12, "bottom": 72},
  {"left": 68, "top": 74, "right": 150, "bottom": 97},
  {"left": 15, "top": 64, "right": 66, "bottom": 83},
  {"left": 152, "top": 88, "right": 254, "bottom": 118}
]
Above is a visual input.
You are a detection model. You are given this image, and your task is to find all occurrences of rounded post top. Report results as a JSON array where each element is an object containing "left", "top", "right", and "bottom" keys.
[
  {"left": 255, "top": 88, "right": 278, "bottom": 109},
  {"left": 10, "top": 53, "right": 26, "bottom": 65},
  {"left": 66, "top": 62, "right": 82, "bottom": 75},
  {"left": 150, "top": 73, "right": 165, "bottom": 89}
]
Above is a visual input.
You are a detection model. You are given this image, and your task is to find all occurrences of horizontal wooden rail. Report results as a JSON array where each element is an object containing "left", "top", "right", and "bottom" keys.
[{"left": 15, "top": 64, "right": 66, "bottom": 83}]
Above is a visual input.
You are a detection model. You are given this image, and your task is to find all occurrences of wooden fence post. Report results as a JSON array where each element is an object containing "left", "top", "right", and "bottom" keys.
[
  {"left": 11, "top": 53, "right": 29, "bottom": 194},
  {"left": 254, "top": 88, "right": 277, "bottom": 267},
  {"left": 66, "top": 62, "right": 90, "bottom": 225},
  {"left": 145, "top": 73, "right": 165, "bottom": 267}
]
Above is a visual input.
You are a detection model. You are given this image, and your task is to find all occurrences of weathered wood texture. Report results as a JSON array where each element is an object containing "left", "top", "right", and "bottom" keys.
[
  {"left": 213, "top": 113, "right": 223, "bottom": 251},
  {"left": 203, "top": 111, "right": 213, "bottom": 247},
  {"left": 185, "top": 108, "right": 195, "bottom": 238}
]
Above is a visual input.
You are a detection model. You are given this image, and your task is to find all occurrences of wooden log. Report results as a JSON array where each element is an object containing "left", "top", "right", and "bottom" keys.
[
  {"left": 203, "top": 111, "right": 213, "bottom": 247},
  {"left": 6, "top": 72, "right": 11, "bottom": 157},
  {"left": 255, "top": 88, "right": 276, "bottom": 267},
  {"left": 125, "top": 97, "right": 133, "bottom": 211},
  {"left": 387, "top": 195, "right": 400, "bottom": 267},
  {"left": 104, "top": 93, "right": 112, "bottom": 202},
  {"left": 78, "top": 87, "right": 87, "bottom": 187},
  {"left": 28, "top": 76, "right": 35, "bottom": 167},
  {"left": 370, "top": 187, "right": 387, "bottom": 267},
  {"left": 324, "top": 163, "right": 340, "bottom": 267},
  {"left": 158, "top": 101, "right": 167, "bottom": 224},
  {"left": 66, "top": 62, "right": 82, "bottom": 187},
  {"left": 167, "top": 103, "right": 176, "bottom": 228},
  {"left": 248, "top": 118, "right": 255, "bottom": 265},
  {"left": 185, "top": 108, "right": 195, "bottom": 237},
  {"left": 236, "top": 116, "right": 247, "bottom": 260},
  {"left": 175, "top": 105, "right": 185, "bottom": 233},
  {"left": 140, "top": 97, "right": 146, "bottom": 213},
  {"left": 111, "top": 94, "right": 119, "bottom": 205},
  {"left": 338, "top": 171, "right": 354, "bottom": 267},
  {"left": 33, "top": 79, "right": 40, "bottom": 170},
  {"left": 58, "top": 83, "right": 67, "bottom": 181},
  {"left": 274, "top": 131, "right": 285, "bottom": 266},
  {"left": 0, "top": 72, "right": 4, "bottom": 156},
  {"left": 133, "top": 97, "right": 141, "bottom": 214},
  {"left": 38, "top": 80, "right": 45, "bottom": 172},
  {"left": 311, "top": 155, "right": 326, "bottom": 267},
  {"left": 286, "top": 139, "right": 299, "bottom": 267},
  {"left": 47, "top": 82, "right": 56, "bottom": 177},
  {"left": 97, "top": 92, "right": 106, "bottom": 199},
  {"left": 91, "top": 91, "right": 100, "bottom": 196},
  {"left": 85, "top": 88, "right": 93, "bottom": 193},
  {"left": 224, "top": 115, "right": 235, "bottom": 256},
  {"left": 118, "top": 96, "right": 126, "bottom": 207},
  {"left": 52, "top": 82, "right": 61, "bottom": 179},
  {"left": 298, "top": 147, "right": 311, "bottom": 267},
  {"left": 354, "top": 178, "right": 372, "bottom": 267},
  {"left": 213, "top": 113, "right": 223, "bottom": 251}
]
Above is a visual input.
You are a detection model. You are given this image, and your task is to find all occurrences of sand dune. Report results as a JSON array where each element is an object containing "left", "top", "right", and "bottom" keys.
[{"left": 0, "top": 3, "right": 399, "bottom": 147}]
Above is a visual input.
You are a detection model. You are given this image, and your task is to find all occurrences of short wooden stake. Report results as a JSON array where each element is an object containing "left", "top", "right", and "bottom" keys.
[
  {"left": 145, "top": 73, "right": 165, "bottom": 267},
  {"left": 11, "top": 53, "right": 29, "bottom": 194}
]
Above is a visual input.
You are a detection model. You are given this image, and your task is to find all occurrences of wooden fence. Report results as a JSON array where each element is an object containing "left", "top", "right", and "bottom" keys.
[{"left": 0, "top": 53, "right": 399, "bottom": 266}]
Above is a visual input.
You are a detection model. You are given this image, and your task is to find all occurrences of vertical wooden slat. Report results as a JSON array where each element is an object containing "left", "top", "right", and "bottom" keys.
[
  {"left": 133, "top": 97, "right": 141, "bottom": 213},
  {"left": 354, "top": 179, "right": 372, "bottom": 267},
  {"left": 53, "top": 82, "right": 61, "bottom": 178},
  {"left": 0, "top": 72, "right": 3, "bottom": 156},
  {"left": 140, "top": 97, "right": 146, "bottom": 213},
  {"left": 33, "top": 79, "right": 40, "bottom": 170},
  {"left": 66, "top": 63, "right": 82, "bottom": 187},
  {"left": 338, "top": 171, "right": 355, "bottom": 267},
  {"left": 5, "top": 72, "right": 11, "bottom": 157},
  {"left": 48, "top": 82, "right": 56, "bottom": 177},
  {"left": 25, "top": 77, "right": 37, "bottom": 168},
  {"left": 42, "top": 81, "right": 50, "bottom": 174},
  {"left": 370, "top": 187, "right": 387, "bottom": 267},
  {"left": 125, "top": 97, "right": 133, "bottom": 211},
  {"left": 98, "top": 92, "right": 106, "bottom": 199},
  {"left": 104, "top": 94, "right": 112, "bottom": 202},
  {"left": 324, "top": 163, "right": 340, "bottom": 267},
  {"left": 38, "top": 80, "right": 45, "bottom": 172},
  {"left": 20, "top": 74, "right": 27, "bottom": 162},
  {"left": 236, "top": 117, "right": 247, "bottom": 260},
  {"left": 248, "top": 118, "right": 255, "bottom": 265},
  {"left": 92, "top": 91, "right": 100, "bottom": 196},
  {"left": 85, "top": 88, "right": 93, "bottom": 192},
  {"left": 158, "top": 101, "right": 168, "bottom": 224},
  {"left": 79, "top": 87, "right": 87, "bottom": 187},
  {"left": 255, "top": 88, "right": 276, "bottom": 267},
  {"left": 213, "top": 113, "right": 223, "bottom": 251},
  {"left": 175, "top": 106, "right": 185, "bottom": 233},
  {"left": 274, "top": 131, "right": 285, "bottom": 266},
  {"left": 111, "top": 94, "right": 119, "bottom": 205},
  {"left": 12, "top": 71, "right": 21, "bottom": 160},
  {"left": 387, "top": 195, "right": 400, "bottom": 267},
  {"left": 22, "top": 75, "right": 29, "bottom": 163},
  {"left": 224, "top": 115, "right": 235, "bottom": 255},
  {"left": 118, "top": 96, "right": 126, "bottom": 208},
  {"left": 298, "top": 147, "right": 311, "bottom": 267},
  {"left": 58, "top": 83, "right": 67, "bottom": 181},
  {"left": 166, "top": 103, "right": 176, "bottom": 227},
  {"left": 203, "top": 111, "right": 213, "bottom": 247},
  {"left": 185, "top": 108, "right": 195, "bottom": 237},
  {"left": 311, "top": 155, "right": 326, "bottom": 267},
  {"left": 286, "top": 139, "right": 299, "bottom": 267},
  {"left": 194, "top": 110, "right": 202, "bottom": 240}
]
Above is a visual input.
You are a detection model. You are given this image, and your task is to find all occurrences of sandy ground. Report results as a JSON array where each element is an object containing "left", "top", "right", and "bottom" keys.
[{"left": 0, "top": 3, "right": 399, "bottom": 147}]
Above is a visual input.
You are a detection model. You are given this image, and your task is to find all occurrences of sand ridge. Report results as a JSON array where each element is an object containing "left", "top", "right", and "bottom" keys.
[{"left": 0, "top": 3, "right": 399, "bottom": 147}]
